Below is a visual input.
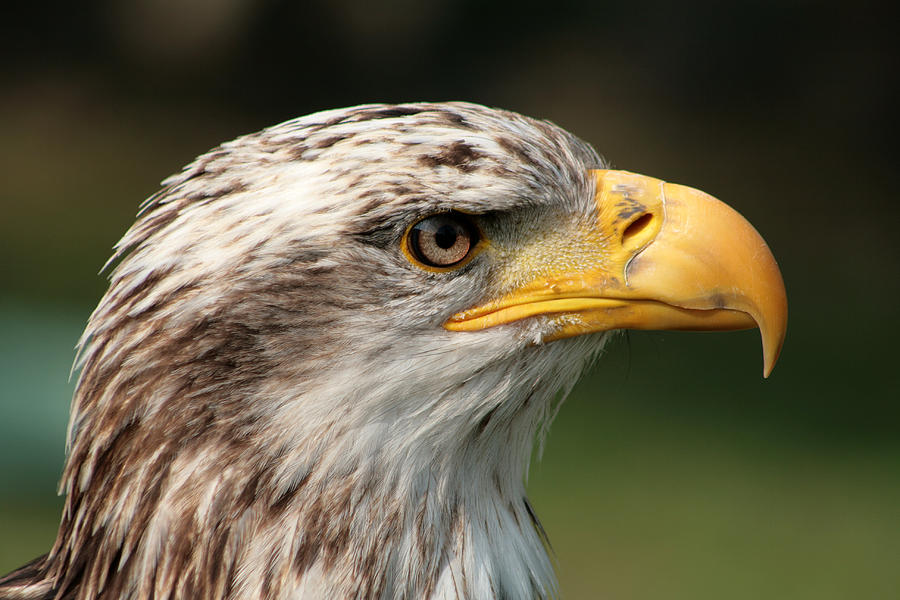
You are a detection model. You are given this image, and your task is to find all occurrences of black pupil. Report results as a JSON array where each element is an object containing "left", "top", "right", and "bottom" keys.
[{"left": 434, "top": 224, "right": 458, "bottom": 249}]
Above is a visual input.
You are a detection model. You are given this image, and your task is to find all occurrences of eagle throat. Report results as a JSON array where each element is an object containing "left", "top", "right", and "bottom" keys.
[{"left": 44, "top": 327, "right": 598, "bottom": 600}]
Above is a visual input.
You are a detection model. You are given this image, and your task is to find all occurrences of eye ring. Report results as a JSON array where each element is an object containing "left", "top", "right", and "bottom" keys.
[{"left": 403, "top": 212, "right": 482, "bottom": 271}]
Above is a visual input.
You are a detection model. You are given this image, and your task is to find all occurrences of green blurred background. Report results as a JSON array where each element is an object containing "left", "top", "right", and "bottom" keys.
[{"left": 1, "top": 1, "right": 897, "bottom": 597}]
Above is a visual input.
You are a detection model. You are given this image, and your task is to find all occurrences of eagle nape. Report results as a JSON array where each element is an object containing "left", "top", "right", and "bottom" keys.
[{"left": 0, "top": 102, "right": 786, "bottom": 600}]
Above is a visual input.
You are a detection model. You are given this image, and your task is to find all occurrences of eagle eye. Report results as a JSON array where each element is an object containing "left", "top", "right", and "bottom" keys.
[{"left": 405, "top": 212, "right": 480, "bottom": 270}]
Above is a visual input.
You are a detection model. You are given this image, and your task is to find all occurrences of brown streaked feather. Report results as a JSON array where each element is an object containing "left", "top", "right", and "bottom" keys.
[{"left": 1, "top": 102, "right": 605, "bottom": 600}]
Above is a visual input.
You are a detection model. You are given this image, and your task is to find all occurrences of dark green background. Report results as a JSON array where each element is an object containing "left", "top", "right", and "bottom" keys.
[{"left": 1, "top": 1, "right": 897, "bottom": 597}]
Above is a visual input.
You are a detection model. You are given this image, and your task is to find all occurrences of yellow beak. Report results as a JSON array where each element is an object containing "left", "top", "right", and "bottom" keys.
[{"left": 445, "top": 170, "right": 788, "bottom": 377}]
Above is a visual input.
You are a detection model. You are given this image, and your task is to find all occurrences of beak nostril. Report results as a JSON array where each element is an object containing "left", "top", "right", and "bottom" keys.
[{"left": 621, "top": 213, "right": 654, "bottom": 247}]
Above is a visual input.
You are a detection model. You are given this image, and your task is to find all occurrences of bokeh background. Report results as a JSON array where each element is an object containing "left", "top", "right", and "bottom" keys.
[{"left": 1, "top": 1, "right": 898, "bottom": 598}]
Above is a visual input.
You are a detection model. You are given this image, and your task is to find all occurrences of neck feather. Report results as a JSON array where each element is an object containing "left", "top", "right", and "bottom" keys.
[{"left": 37, "top": 333, "right": 604, "bottom": 600}]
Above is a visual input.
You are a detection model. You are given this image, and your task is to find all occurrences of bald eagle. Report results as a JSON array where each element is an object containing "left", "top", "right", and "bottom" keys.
[{"left": 0, "top": 103, "right": 786, "bottom": 600}]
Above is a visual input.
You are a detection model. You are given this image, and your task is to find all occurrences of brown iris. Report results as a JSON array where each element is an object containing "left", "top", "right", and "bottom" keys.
[{"left": 407, "top": 212, "right": 479, "bottom": 268}]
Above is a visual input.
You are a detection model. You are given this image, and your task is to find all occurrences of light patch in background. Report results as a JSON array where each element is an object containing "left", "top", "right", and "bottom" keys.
[
  {"left": 106, "top": 0, "right": 258, "bottom": 68},
  {"left": 0, "top": 302, "right": 78, "bottom": 571},
  {"left": 0, "top": 301, "right": 78, "bottom": 490}
]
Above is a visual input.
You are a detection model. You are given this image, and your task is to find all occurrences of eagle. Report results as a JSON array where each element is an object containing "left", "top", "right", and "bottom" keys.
[{"left": 0, "top": 102, "right": 786, "bottom": 600}]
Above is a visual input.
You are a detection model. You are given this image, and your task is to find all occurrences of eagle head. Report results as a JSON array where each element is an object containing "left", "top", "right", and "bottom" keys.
[{"left": 1, "top": 103, "right": 786, "bottom": 600}]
